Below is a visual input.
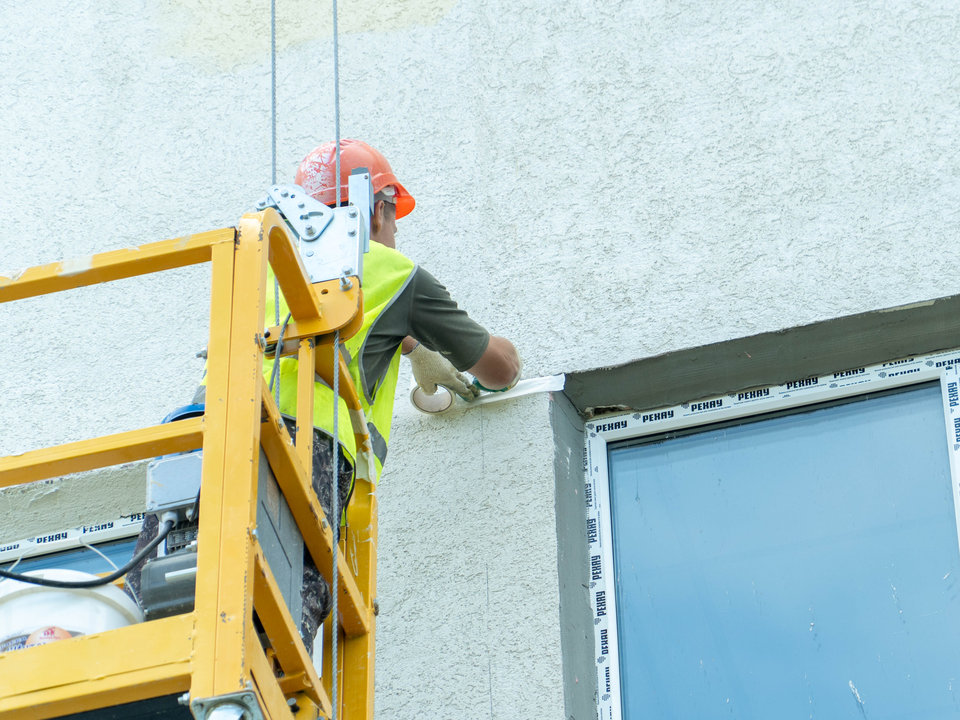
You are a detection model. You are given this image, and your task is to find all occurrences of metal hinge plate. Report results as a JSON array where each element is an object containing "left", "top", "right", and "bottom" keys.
[{"left": 255, "top": 172, "right": 372, "bottom": 285}]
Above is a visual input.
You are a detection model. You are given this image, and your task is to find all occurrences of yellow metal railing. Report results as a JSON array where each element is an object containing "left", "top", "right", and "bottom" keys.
[{"left": 0, "top": 209, "right": 378, "bottom": 720}]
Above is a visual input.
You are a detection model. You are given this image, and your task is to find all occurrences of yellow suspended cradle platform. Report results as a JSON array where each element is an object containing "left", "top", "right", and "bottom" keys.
[{"left": 0, "top": 209, "right": 377, "bottom": 720}]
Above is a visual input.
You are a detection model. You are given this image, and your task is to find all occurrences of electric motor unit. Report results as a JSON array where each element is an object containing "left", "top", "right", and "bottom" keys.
[{"left": 140, "top": 440, "right": 303, "bottom": 624}]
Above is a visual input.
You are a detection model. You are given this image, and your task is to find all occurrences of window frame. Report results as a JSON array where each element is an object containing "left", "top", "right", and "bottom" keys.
[
  {"left": 583, "top": 346, "right": 960, "bottom": 720},
  {"left": 0, "top": 514, "right": 145, "bottom": 568}
]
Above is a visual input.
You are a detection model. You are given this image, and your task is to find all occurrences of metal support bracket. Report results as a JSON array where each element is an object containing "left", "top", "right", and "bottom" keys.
[
  {"left": 256, "top": 186, "right": 333, "bottom": 243},
  {"left": 191, "top": 691, "right": 265, "bottom": 720},
  {"left": 348, "top": 167, "right": 373, "bottom": 254},
  {"left": 254, "top": 170, "right": 372, "bottom": 285}
]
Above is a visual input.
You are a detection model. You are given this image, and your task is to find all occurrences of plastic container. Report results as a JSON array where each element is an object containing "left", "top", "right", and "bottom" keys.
[{"left": 0, "top": 569, "right": 143, "bottom": 652}]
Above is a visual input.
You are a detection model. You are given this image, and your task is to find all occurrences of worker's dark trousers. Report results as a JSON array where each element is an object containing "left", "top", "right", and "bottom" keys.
[
  {"left": 125, "top": 421, "right": 353, "bottom": 658},
  {"left": 285, "top": 420, "right": 353, "bottom": 656}
]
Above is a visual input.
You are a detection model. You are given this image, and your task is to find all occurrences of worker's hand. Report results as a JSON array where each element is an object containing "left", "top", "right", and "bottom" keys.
[
  {"left": 404, "top": 343, "right": 480, "bottom": 400},
  {"left": 472, "top": 356, "right": 523, "bottom": 394}
]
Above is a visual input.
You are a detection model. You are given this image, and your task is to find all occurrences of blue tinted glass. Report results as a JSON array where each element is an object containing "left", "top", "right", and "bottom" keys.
[
  {"left": 610, "top": 384, "right": 960, "bottom": 719},
  {"left": 0, "top": 538, "right": 137, "bottom": 574}
]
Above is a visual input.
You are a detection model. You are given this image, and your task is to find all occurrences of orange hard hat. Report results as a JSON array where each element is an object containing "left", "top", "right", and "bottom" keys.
[{"left": 296, "top": 139, "right": 415, "bottom": 219}]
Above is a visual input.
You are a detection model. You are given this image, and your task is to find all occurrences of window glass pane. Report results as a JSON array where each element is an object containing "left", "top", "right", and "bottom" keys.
[
  {"left": 610, "top": 383, "right": 960, "bottom": 718},
  {"left": 0, "top": 538, "right": 137, "bottom": 575}
]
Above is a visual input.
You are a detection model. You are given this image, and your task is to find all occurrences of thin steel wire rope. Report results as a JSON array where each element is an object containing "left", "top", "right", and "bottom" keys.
[
  {"left": 271, "top": 0, "right": 281, "bottom": 409},
  {"left": 331, "top": 331, "right": 341, "bottom": 720},
  {"left": 271, "top": 0, "right": 277, "bottom": 186},
  {"left": 269, "top": 313, "right": 293, "bottom": 394},
  {"left": 331, "top": 0, "right": 343, "bottom": 714},
  {"left": 268, "top": 0, "right": 345, "bottom": 706},
  {"left": 333, "top": 0, "right": 342, "bottom": 209}
]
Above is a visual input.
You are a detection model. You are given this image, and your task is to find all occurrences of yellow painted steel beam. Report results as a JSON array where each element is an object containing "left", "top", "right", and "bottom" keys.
[
  {"left": 263, "top": 291, "right": 363, "bottom": 351},
  {"left": 0, "top": 613, "right": 194, "bottom": 719},
  {"left": 340, "top": 478, "right": 378, "bottom": 720},
  {"left": 191, "top": 239, "right": 237, "bottom": 699},
  {"left": 263, "top": 209, "right": 323, "bottom": 324},
  {"left": 315, "top": 343, "right": 363, "bottom": 412},
  {"left": 313, "top": 344, "right": 377, "bottom": 478},
  {"left": 277, "top": 674, "right": 311, "bottom": 696},
  {"left": 0, "top": 228, "right": 235, "bottom": 303},
  {"left": 248, "top": 635, "right": 292, "bottom": 720},
  {"left": 296, "top": 338, "right": 316, "bottom": 479},
  {"left": 253, "top": 546, "right": 331, "bottom": 715},
  {"left": 0, "top": 417, "right": 203, "bottom": 489},
  {"left": 289, "top": 693, "right": 321, "bottom": 720},
  {"left": 263, "top": 206, "right": 362, "bottom": 338},
  {"left": 205, "top": 212, "right": 270, "bottom": 696},
  {"left": 320, "top": 613, "right": 336, "bottom": 710},
  {"left": 259, "top": 381, "right": 370, "bottom": 637},
  {"left": 306, "top": 278, "right": 363, "bottom": 341}
]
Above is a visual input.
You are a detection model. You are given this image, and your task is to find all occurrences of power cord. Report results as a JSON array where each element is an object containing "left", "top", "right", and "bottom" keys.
[{"left": 0, "top": 517, "right": 176, "bottom": 589}]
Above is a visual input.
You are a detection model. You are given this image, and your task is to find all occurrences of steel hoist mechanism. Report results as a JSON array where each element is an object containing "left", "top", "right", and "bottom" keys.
[{"left": 0, "top": 173, "right": 380, "bottom": 720}]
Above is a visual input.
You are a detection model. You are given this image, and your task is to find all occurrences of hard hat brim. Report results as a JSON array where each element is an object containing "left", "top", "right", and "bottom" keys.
[{"left": 392, "top": 181, "right": 415, "bottom": 219}]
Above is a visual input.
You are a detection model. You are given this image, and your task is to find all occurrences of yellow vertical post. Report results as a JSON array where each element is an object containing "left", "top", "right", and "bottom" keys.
[
  {"left": 297, "top": 338, "right": 316, "bottom": 479},
  {"left": 340, "top": 480, "right": 378, "bottom": 720},
  {"left": 194, "top": 213, "right": 271, "bottom": 698},
  {"left": 321, "top": 613, "right": 334, "bottom": 704},
  {"left": 215, "top": 213, "right": 270, "bottom": 694},
  {"left": 191, "top": 239, "right": 236, "bottom": 699}
]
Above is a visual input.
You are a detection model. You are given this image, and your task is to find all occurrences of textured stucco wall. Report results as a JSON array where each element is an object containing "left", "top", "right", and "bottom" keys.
[{"left": 2, "top": 0, "right": 960, "bottom": 717}]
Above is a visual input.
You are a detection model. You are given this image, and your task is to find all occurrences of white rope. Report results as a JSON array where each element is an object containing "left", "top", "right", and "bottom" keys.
[
  {"left": 78, "top": 537, "right": 119, "bottom": 572},
  {"left": 331, "top": 330, "right": 341, "bottom": 720}
]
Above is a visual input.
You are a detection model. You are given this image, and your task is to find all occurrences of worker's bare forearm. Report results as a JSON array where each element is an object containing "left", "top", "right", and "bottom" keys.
[
  {"left": 469, "top": 336, "right": 520, "bottom": 390},
  {"left": 401, "top": 333, "right": 520, "bottom": 390}
]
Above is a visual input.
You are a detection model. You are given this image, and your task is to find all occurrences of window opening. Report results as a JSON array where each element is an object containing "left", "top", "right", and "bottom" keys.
[
  {"left": 0, "top": 515, "right": 144, "bottom": 577},
  {"left": 1, "top": 537, "right": 138, "bottom": 575},
  {"left": 583, "top": 347, "right": 960, "bottom": 720}
]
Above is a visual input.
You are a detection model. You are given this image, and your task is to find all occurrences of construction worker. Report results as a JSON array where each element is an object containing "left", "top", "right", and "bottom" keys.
[
  {"left": 277, "top": 139, "right": 521, "bottom": 653},
  {"left": 126, "top": 140, "right": 521, "bottom": 655}
]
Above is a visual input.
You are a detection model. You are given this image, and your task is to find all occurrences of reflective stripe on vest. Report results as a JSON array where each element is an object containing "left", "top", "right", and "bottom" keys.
[{"left": 264, "top": 240, "right": 416, "bottom": 482}]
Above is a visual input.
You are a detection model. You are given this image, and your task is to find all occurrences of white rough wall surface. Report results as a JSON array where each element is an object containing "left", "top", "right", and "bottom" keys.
[{"left": 1, "top": 0, "right": 959, "bottom": 716}]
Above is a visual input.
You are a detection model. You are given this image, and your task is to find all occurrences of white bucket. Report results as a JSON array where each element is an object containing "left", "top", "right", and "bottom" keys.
[{"left": 0, "top": 569, "right": 143, "bottom": 652}]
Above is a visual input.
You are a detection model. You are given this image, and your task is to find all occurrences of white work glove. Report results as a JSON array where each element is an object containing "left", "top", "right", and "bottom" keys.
[{"left": 405, "top": 343, "right": 480, "bottom": 400}]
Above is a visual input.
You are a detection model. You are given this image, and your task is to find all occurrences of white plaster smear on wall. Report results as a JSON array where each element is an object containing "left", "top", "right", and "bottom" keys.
[
  {"left": 0, "top": 464, "right": 146, "bottom": 546},
  {"left": 2, "top": 0, "right": 960, "bottom": 716},
  {"left": 150, "top": 0, "right": 459, "bottom": 72}
]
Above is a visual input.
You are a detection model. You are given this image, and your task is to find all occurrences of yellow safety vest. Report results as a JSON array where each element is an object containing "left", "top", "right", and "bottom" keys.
[{"left": 264, "top": 240, "right": 416, "bottom": 483}]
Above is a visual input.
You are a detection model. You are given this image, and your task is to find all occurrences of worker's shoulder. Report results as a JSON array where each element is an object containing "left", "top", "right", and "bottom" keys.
[{"left": 367, "top": 240, "right": 417, "bottom": 272}]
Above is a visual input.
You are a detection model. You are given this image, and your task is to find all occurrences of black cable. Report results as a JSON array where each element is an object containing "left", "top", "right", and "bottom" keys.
[
  {"left": 186, "top": 487, "right": 201, "bottom": 523},
  {"left": 0, "top": 520, "right": 175, "bottom": 589}
]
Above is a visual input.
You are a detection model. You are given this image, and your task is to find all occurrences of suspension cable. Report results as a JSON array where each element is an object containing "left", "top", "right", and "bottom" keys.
[
  {"left": 271, "top": 0, "right": 277, "bottom": 186},
  {"left": 331, "top": 330, "right": 341, "bottom": 720},
  {"left": 271, "top": 0, "right": 281, "bottom": 409},
  {"left": 331, "top": 0, "right": 344, "bottom": 707},
  {"left": 333, "top": 0, "right": 342, "bottom": 209}
]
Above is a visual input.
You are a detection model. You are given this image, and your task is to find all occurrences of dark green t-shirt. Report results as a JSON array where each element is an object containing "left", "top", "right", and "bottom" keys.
[{"left": 360, "top": 266, "right": 490, "bottom": 394}]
